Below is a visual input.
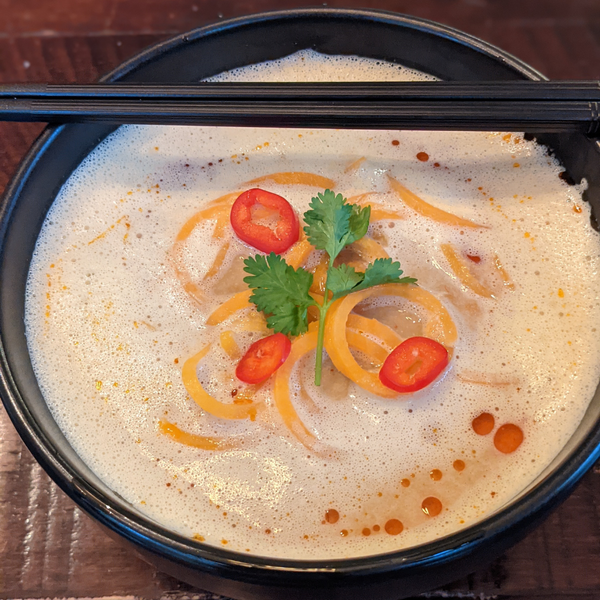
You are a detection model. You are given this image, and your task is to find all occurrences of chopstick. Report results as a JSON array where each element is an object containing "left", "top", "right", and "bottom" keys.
[{"left": 1, "top": 81, "right": 600, "bottom": 135}]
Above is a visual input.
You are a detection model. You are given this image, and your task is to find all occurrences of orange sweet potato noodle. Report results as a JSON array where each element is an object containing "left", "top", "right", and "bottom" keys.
[
  {"left": 206, "top": 290, "right": 253, "bottom": 326},
  {"left": 220, "top": 330, "right": 241, "bottom": 359},
  {"left": 245, "top": 172, "right": 335, "bottom": 189},
  {"left": 158, "top": 420, "right": 237, "bottom": 451},
  {"left": 441, "top": 243, "right": 495, "bottom": 298},
  {"left": 175, "top": 192, "right": 239, "bottom": 242},
  {"left": 204, "top": 239, "right": 231, "bottom": 280},
  {"left": 387, "top": 175, "right": 487, "bottom": 229},
  {"left": 347, "top": 192, "right": 404, "bottom": 221},
  {"left": 273, "top": 323, "right": 320, "bottom": 450},
  {"left": 181, "top": 344, "right": 259, "bottom": 420}
]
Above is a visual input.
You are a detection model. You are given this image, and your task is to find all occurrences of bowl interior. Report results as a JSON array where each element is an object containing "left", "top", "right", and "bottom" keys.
[{"left": 1, "top": 8, "right": 600, "bottom": 578}]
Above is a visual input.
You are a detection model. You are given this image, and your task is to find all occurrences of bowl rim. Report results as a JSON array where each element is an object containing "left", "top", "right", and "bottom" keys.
[{"left": 1, "top": 6, "right": 600, "bottom": 585}]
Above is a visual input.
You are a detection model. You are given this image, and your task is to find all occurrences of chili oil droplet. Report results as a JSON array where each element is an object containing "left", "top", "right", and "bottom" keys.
[
  {"left": 416, "top": 152, "right": 429, "bottom": 162},
  {"left": 430, "top": 469, "right": 443, "bottom": 481},
  {"left": 494, "top": 423, "right": 523, "bottom": 453},
  {"left": 422, "top": 496, "right": 443, "bottom": 517},
  {"left": 472, "top": 412, "right": 495, "bottom": 435},
  {"left": 325, "top": 509, "right": 339, "bottom": 524},
  {"left": 362, "top": 527, "right": 371, "bottom": 537},
  {"left": 385, "top": 519, "right": 404, "bottom": 535},
  {"left": 400, "top": 478, "right": 411, "bottom": 488},
  {"left": 453, "top": 459, "right": 466, "bottom": 472}
]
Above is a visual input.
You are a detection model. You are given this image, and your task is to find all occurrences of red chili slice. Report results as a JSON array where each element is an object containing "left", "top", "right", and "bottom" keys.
[
  {"left": 379, "top": 336, "right": 449, "bottom": 393},
  {"left": 230, "top": 188, "right": 299, "bottom": 254},
  {"left": 236, "top": 333, "right": 292, "bottom": 384}
]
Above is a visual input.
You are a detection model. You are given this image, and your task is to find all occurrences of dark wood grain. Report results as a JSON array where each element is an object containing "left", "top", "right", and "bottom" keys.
[{"left": 1, "top": 1, "right": 600, "bottom": 599}]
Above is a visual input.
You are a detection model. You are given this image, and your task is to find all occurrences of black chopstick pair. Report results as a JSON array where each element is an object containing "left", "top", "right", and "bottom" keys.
[{"left": 1, "top": 81, "right": 600, "bottom": 134}]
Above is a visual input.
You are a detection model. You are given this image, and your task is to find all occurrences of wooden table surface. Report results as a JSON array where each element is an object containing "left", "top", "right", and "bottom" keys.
[{"left": 1, "top": 1, "right": 600, "bottom": 599}]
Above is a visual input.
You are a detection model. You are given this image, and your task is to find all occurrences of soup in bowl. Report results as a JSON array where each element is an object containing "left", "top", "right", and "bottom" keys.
[{"left": 2, "top": 9, "right": 600, "bottom": 600}]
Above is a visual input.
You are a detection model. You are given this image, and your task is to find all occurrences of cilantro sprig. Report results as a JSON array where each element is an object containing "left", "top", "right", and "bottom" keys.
[{"left": 243, "top": 189, "right": 416, "bottom": 385}]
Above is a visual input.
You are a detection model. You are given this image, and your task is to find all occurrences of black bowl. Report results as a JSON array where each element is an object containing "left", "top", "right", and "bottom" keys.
[{"left": 1, "top": 8, "right": 600, "bottom": 600}]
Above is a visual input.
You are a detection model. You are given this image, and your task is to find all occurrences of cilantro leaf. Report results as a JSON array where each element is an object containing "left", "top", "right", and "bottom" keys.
[
  {"left": 356, "top": 258, "right": 417, "bottom": 291},
  {"left": 303, "top": 190, "right": 349, "bottom": 258},
  {"left": 329, "top": 258, "right": 417, "bottom": 301},
  {"left": 303, "top": 190, "right": 370, "bottom": 260},
  {"left": 264, "top": 302, "right": 312, "bottom": 336},
  {"left": 328, "top": 264, "right": 363, "bottom": 300},
  {"left": 347, "top": 203, "right": 371, "bottom": 246},
  {"left": 243, "top": 253, "right": 315, "bottom": 336}
]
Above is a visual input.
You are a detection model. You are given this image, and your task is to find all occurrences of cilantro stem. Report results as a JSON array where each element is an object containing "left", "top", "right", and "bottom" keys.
[
  {"left": 314, "top": 264, "right": 333, "bottom": 386},
  {"left": 314, "top": 305, "right": 328, "bottom": 386}
]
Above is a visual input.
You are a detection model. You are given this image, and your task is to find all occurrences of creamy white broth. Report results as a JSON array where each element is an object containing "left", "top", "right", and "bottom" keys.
[{"left": 25, "top": 50, "right": 600, "bottom": 559}]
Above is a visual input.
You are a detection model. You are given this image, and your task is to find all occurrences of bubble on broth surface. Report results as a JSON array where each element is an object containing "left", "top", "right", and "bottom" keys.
[{"left": 25, "top": 49, "right": 600, "bottom": 559}]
